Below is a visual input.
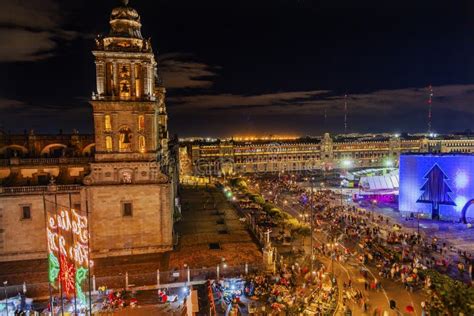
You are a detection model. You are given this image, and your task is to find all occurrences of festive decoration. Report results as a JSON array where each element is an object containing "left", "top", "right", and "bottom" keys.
[
  {"left": 48, "top": 252, "right": 60, "bottom": 285},
  {"left": 59, "top": 255, "right": 76, "bottom": 298},
  {"left": 399, "top": 155, "right": 474, "bottom": 221},
  {"left": 45, "top": 198, "right": 90, "bottom": 309},
  {"left": 417, "top": 164, "right": 456, "bottom": 220},
  {"left": 75, "top": 267, "right": 89, "bottom": 304}
]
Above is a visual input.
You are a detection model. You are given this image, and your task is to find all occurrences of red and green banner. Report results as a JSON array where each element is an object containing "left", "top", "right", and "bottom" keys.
[{"left": 45, "top": 197, "right": 90, "bottom": 305}]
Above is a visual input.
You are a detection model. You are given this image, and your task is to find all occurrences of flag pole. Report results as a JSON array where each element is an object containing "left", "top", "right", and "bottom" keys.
[
  {"left": 54, "top": 193, "right": 65, "bottom": 316},
  {"left": 69, "top": 193, "right": 78, "bottom": 315},
  {"left": 86, "top": 188, "right": 93, "bottom": 315},
  {"left": 43, "top": 192, "right": 54, "bottom": 314}
]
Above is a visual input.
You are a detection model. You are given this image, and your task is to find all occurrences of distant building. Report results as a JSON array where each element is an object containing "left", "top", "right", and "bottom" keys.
[
  {"left": 182, "top": 133, "right": 474, "bottom": 176},
  {"left": 0, "top": 2, "right": 178, "bottom": 262}
]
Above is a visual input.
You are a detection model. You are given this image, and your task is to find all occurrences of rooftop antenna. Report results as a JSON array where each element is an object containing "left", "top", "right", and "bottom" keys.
[
  {"left": 427, "top": 84, "right": 433, "bottom": 133},
  {"left": 323, "top": 108, "right": 327, "bottom": 130},
  {"left": 344, "top": 93, "right": 348, "bottom": 134}
]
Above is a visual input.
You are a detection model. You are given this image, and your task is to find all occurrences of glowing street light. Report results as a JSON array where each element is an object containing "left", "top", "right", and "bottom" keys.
[
  {"left": 384, "top": 159, "right": 394, "bottom": 167},
  {"left": 341, "top": 159, "right": 352, "bottom": 168}
]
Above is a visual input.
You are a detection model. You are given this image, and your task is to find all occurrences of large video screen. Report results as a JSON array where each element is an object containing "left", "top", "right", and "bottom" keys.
[{"left": 399, "top": 154, "right": 474, "bottom": 220}]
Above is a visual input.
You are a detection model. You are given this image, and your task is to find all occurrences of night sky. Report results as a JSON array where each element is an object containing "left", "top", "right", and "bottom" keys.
[{"left": 1, "top": 0, "right": 474, "bottom": 137}]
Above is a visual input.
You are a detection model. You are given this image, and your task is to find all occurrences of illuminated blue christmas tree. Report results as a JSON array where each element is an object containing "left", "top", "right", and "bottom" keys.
[{"left": 417, "top": 164, "right": 456, "bottom": 220}]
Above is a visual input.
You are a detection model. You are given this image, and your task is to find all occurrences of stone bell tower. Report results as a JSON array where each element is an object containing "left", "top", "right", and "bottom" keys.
[
  {"left": 84, "top": 0, "right": 174, "bottom": 257},
  {"left": 90, "top": 0, "right": 168, "bottom": 163}
]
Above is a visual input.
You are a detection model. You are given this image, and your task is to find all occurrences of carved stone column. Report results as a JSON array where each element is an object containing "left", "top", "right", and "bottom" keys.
[
  {"left": 113, "top": 62, "right": 119, "bottom": 96},
  {"left": 93, "top": 113, "right": 103, "bottom": 151},
  {"left": 112, "top": 113, "right": 119, "bottom": 152},
  {"left": 148, "top": 64, "right": 154, "bottom": 96},
  {"left": 142, "top": 62, "right": 149, "bottom": 97},
  {"left": 95, "top": 61, "right": 105, "bottom": 96},
  {"left": 130, "top": 62, "right": 136, "bottom": 97}
]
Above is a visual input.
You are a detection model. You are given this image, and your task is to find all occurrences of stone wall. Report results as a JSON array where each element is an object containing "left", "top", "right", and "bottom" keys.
[
  {"left": 84, "top": 184, "right": 173, "bottom": 258},
  {"left": 0, "top": 192, "right": 81, "bottom": 262}
]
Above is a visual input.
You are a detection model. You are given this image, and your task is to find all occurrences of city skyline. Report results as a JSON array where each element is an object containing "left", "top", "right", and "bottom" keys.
[{"left": 1, "top": 0, "right": 474, "bottom": 136}]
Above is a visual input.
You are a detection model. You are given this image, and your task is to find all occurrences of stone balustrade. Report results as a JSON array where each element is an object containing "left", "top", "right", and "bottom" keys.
[
  {"left": 0, "top": 184, "right": 82, "bottom": 196},
  {"left": 3, "top": 157, "right": 93, "bottom": 166}
]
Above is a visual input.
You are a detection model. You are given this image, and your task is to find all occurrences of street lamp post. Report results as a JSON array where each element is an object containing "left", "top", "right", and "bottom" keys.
[{"left": 3, "top": 281, "right": 8, "bottom": 316}]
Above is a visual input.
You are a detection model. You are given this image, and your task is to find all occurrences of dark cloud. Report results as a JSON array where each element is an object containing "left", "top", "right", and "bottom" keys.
[
  {"left": 0, "top": 29, "right": 56, "bottom": 62},
  {"left": 160, "top": 53, "right": 219, "bottom": 89},
  {"left": 0, "top": 0, "right": 80, "bottom": 62},
  {"left": 169, "top": 90, "right": 330, "bottom": 112},
  {"left": 0, "top": 0, "right": 60, "bottom": 29},
  {"left": 167, "top": 84, "right": 474, "bottom": 117}
]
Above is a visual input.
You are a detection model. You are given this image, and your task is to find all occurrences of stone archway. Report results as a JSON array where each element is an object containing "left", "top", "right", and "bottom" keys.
[
  {"left": 461, "top": 199, "right": 474, "bottom": 224},
  {"left": 40, "top": 144, "right": 67, "bottom": 157},
  {"left": 0, "top": 145, "right": 28, "bottom": 157},
  {"left": 82, "top": 143, "right": 96, "bottom": 156}
]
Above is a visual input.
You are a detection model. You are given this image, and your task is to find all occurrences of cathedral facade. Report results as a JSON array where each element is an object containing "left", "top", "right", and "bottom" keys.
[{"left": 0, "top": 1, "right": 177, "bottom": 261}]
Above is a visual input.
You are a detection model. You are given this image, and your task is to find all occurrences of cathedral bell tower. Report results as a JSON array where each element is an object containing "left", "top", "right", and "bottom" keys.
[
  {"left": 90, "top": 0, "right": 168, "bottom": 164},
  {"left": 83, "top": 0, "right": 174, "bottom": 257}
]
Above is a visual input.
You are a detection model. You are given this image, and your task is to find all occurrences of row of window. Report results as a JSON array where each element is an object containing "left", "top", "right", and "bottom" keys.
[
  {"left": 17, "top": 202, "right": 134, "bottom": 221},
  {"left": 335, "top": 152, "right": 392, "bottom": 159},
  {"left": 449, "top": 149, "right": 472, "bottom": 153},
  {"left": 234, "top": 155, "right": 320, "bottom": 163},
  {"left": 234, "top": 147, "right": 320, "bottom": 153},
  {"left": 443, "top": 142, "right": 474, "bottom": 147}
]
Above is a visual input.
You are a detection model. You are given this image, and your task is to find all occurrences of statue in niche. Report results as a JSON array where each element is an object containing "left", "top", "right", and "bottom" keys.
[
  {"left": 121, "top": 82, "right": 130, "bottom": 93},
  {"left": 120, "top": 65, "right": 130, "bottom": 78}
]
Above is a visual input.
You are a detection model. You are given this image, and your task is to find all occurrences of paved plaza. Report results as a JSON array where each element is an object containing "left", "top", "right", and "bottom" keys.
[{"left": 171, "top": 185, "right": 262, "bottom": 268}]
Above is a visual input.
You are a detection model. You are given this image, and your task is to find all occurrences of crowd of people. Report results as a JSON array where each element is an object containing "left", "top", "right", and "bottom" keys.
[
  {"left": 315, "top": 200, "right": 474, "bottom": 286},
  {"left": 246, "top": 173, "right": 474, "bottom": 314},
  {"left": 211, "top": 261, "right": 338, "bottom": 315}
]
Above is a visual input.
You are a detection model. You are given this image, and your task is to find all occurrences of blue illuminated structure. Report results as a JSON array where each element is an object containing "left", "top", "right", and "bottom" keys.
[{"left": 399, "top": 154, "right": 474, "bottom": 221}]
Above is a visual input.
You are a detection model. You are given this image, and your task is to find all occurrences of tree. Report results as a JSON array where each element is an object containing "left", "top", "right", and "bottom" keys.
[{"left": 417, "top": 164, "right": 456, "bottom": 220}]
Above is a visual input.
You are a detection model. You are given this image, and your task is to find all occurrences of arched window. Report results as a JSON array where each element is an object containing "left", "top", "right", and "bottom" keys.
[
  {"left": 139, "top": 136, "right": 146, "bottom": 153},
  {"left": 104, "top": 115, "right": 112, "bottom": 131},
  {"left": 119, "top": 127, "right": 132, "bottom": 152},
  {"left": 105, "top": 136, "right": 113, "bottom": 152},
  {"left": 138, "top": 115, "right": 145, "bottom": 131}
]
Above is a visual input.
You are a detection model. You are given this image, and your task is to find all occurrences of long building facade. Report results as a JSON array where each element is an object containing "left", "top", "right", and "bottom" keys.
[
  {"left": 0, "top": 2, "right": 178, "bottom": 262},
  {"left": 184, "top": 133, "right": 474, "bottom": 176}
]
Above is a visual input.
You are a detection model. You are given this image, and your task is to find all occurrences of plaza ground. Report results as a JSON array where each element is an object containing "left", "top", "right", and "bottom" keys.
[{"left": 170, "top": 185, "right": 262, "bottom": 269}]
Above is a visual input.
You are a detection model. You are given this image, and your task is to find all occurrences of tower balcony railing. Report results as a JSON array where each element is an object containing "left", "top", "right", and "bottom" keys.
[
  {"left": 0, "top": 184, "right": 82, "bottom": 196},
  {"left": 91, "top": 93, "right": 156, "bottom": 102}
]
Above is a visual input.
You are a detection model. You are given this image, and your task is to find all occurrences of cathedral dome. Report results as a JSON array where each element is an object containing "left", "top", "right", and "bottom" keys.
[{"left": 109, "top": 0, "right": 143, "bottom": 39}]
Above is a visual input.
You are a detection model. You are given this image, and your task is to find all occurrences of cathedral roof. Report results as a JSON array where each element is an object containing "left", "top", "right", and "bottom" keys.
[{"left": 109, "top": 0, "right": 143, "bottom": 39}]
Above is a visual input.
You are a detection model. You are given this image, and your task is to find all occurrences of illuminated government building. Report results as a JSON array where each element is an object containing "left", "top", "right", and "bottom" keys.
[
  {"left": 0, "top": 2, "right": 178, "bottom": 261},
  {"left": 182, "top": 133, "right": 474, "bottom": 176}
]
